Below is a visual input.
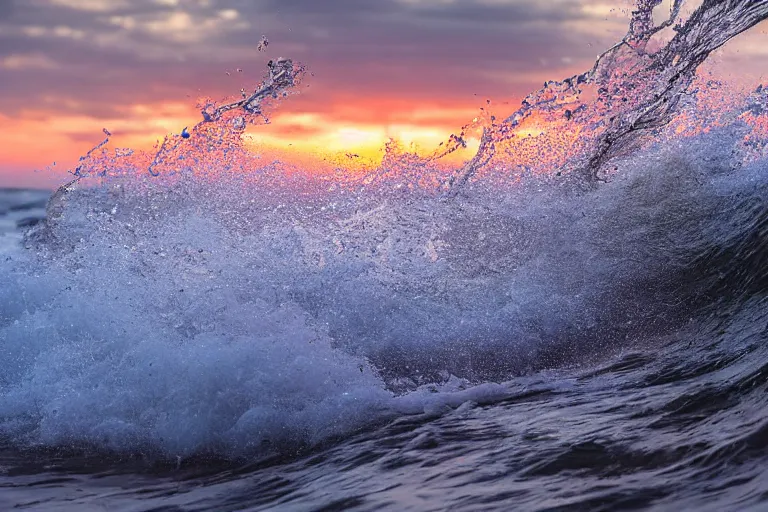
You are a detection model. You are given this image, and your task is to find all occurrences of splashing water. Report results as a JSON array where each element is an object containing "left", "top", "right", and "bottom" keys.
[
  {"left": 51, "top": 1, "right": 768, "bottom": 197},
  {"left": 442, "top": 0, "right": 768, "bottom": 193},
  {"left": 2, "top": 0, "right": 768, "bottom": 486}
]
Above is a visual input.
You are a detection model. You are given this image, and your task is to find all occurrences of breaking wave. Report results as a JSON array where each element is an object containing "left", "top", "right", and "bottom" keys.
[{"left": 1, "top": 0, "right": 768, "bottom": 467}]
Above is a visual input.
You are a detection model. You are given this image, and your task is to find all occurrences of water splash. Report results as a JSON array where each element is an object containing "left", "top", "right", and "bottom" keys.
[
  {"left": 50, "top": 1, "right": 768, "bottom": 201},
  {"left": 3, "top": 0, "right": 768, "bottom": 460},
  {"left": 148, "top": 57, "right": 304, "bottom": 177},
  {"left": 442, "top": 0, "right": 768, "bottom": 195},
  {"left": 58, "top": 57, "right": 304, "bottom": 187}
]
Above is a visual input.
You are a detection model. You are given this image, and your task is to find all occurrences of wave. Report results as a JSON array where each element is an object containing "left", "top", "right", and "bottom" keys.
[{"left": 1, "top": 0, "right": 768, "bottom": 461}]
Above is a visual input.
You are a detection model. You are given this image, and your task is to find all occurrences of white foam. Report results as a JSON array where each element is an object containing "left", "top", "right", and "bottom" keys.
[{"left": 0, "top": 130, "right": 766, "bottom": 458}]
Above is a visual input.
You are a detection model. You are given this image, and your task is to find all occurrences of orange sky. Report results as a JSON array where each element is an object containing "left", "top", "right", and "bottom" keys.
[{"left": 0, "top": 1, "right": 766, "bottom": 188}]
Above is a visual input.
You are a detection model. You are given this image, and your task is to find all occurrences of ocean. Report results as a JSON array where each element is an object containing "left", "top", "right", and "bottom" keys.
[{"left": 1, "top": 1, "right": 768, "bottom": 510}]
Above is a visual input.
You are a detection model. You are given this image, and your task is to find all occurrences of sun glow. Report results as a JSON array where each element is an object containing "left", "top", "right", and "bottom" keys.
[{"left": 0, "top": 96, "right": 489, "bottom": 186}]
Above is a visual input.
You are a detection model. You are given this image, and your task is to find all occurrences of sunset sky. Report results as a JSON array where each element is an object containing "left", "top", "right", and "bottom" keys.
[{"left": 1, "top": 0, "right": 766, "bottom": 188}]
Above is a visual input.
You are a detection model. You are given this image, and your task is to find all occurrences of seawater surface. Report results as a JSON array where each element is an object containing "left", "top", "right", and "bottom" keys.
[{"left": 2, "top": 1, "right": 768, "bottom": 510}]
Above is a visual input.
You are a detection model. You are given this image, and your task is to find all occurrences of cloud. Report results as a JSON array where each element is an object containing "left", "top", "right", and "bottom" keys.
[
  {"left": 0, "top": 0, "right": 14, "bottom": 20},
  {"left": 48, "top": 0, "right": 129, "bottom": 12},
  {"left": 0, "top": 0, "right": 628, "bottom": 137},
  {"left": 1, "top": 53, "right": 58, "bottom": 70}
]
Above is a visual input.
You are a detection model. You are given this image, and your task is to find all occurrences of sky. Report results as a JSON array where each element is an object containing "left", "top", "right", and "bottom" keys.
[{"left": 0, "top": 0, "right": 766, "bottom": 188}]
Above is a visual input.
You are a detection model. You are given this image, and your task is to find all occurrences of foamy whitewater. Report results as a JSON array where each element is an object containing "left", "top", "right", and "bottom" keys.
[{"left": 2, "top": 1, "right": 768, "bottom": 510}]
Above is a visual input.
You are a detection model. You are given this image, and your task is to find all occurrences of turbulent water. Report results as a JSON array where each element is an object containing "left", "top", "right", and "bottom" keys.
[{"left": 2, "top": 1, "right": 768, "bottom": 510}]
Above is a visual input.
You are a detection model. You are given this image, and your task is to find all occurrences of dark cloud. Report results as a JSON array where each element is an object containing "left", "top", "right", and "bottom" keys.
[
  {"left": 0, "top": 0, "right": 614, "bottom": 120},
  {"left": 0, "top": 0, "right": 14, "bottom": 20},
  {"left": 243, "top": 0, "right": 583, "bottom": 24}
]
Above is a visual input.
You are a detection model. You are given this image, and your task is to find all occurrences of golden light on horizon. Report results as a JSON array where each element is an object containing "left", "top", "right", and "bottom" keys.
[{"left": 0, "top": 97, "right": 488, "bottom": 184}]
